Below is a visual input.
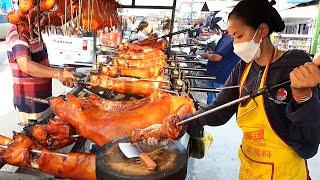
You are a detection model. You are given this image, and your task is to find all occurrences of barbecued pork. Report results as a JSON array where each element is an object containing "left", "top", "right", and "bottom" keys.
[
  {"left": 0, "top": 133, "right": 39, "bottom": 167},
  {"left": 25, "top": 118, "right": 76, "bottom": 150},
  {"left": 131, "top": 107, "right": 188, "bottom": 142},
  {"left": 87, "top": 93, "right": 151, "bottom": 112},
  {"left": 89, "top": 74, "right": 167, "bottom": 97},
  {"left": 50, "top": 92, "right": 195, "bottom": 146},
  {"left": 37, "top": 150, "right": 96, "bottom": 180},
  {"left": 99, "top": 65, "right": 164, "bottom": 79}
]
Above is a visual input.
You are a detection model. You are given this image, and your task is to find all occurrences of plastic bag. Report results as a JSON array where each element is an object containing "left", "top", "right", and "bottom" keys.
[{"left": 187, "top": 130, "right": 214, "bottom": 159}]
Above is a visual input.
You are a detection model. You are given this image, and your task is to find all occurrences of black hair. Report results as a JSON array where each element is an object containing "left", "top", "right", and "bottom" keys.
[
  {"left": 137, "top": 21, "right": 148, "bottom": 33},
  {"left": 228, "top": 0, "right": 285, "bottom": 34},
  {"left": 162, "top": 20, "right": 171, "bottom": 31}
]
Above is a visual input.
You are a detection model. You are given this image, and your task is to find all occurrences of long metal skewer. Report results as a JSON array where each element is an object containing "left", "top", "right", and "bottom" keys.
[
  {"left": 175, "top": 54, "right": 197, "bottom": 58},
  {"left": 167, "top": 67, "right": 207, "bottom": 71},
  {"left": 183, "top": 76, "right": 216, "bottom": 80},
  {"left": 26, "top": 97, "right": 49, "bottom": 104},
  {"left": 189, "top": 87, "right": 221, "bottom": 93},
  {"left": 167, "top": 60, "right": 207, "bottom": 63},
  {"left": 176, "top": 80, "right": 291, "bottom": 126},
  {"left": 0, "top": 144, "right": 68, "bottom": 157},
  {"left": 115, "top": 77, "right": 170, "bottom": 84}
]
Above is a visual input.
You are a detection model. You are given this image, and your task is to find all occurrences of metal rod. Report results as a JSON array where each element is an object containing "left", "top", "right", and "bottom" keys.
[
  {"left": 177, "top": 80, "right": 292, "bottom": 126},
  {"left": 87, "top": 0, "right": 90, "bottom": 30},
  {"left": 189, "top": 87, "right": 221, "bottom": 93},
  {"left": 183, "top": 76, "right": 216, "bottom": 80},
  {"left": 216, "top": 85, "right": 240, "bottom": 90},
  {"left": 60, "top": 16, "right": 64, "bottom": 35},
  {"left": 167, "top": 67, "right": 206, "bottom": 71},
  {"left": 167, "top": 43, "right": 204, "bottom": 48},
  {"left": 176, "top": 94, "right": 251, "bottom": 126},
  {"left": 71, "top": 134, "right": 81, "bottom": 138},
  {"left": 115, "top": 77, "right": 170, "bottom": 84},
  {"left": 36, "top": 3, "right": 41, "bottom": 42},
  {"left": 163, "top": 28, "right": 191, "bottom": 39},
  {"left": 0, "top": 145, "right": 68, "bottom": 157},
  {"left": 120, "top": 5, "right": 174, "bottom": 9},
  {"left": 25, "top": 97, "right": 49, "bottom": 104},
  {"left": 167, "top": 60, "right": 205, "bottom": 63},
  {"left": 65, "top": 0, "right": 67, "bottom": 34},
  {"left": 159, "top": 89, "right": 179, "bottom": 95},
  {"left": 93, "top": 31, "right": 97, "bottom": 69},
  {"left": 48, "top": 13, "right": 51, "bottom": 31},
  {"left": 70, "top": 0, "right": 73, "bottom": 22},
  {"left": 175, "top": 54, "right": 197, "bottom": 58},
  {"left": 78, "top": 0, "right": 82, "bottom": 29},
  {"left": 27, "top": 14, "right": 33, "bottom": 40}
]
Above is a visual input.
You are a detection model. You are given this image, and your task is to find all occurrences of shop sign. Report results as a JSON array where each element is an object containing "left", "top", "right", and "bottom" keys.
[{"left": 287, "top": 0, "right": 313, "bottom": 3}]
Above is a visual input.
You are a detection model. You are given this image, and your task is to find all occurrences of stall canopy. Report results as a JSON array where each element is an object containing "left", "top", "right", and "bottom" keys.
[
  {"left": 279, "top": 4, "right": 318, "bottom": 18},
  {"left": 205, "top": 0, "right": 238, "bottom": 11},
  {"left": 119, "top": 0, "right": 175, "bottom": 8}
]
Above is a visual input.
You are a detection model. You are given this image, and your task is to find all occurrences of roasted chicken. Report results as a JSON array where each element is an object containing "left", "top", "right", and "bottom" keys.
[{"left": 50, "top": 92, "right": 195, "bottom": 146}]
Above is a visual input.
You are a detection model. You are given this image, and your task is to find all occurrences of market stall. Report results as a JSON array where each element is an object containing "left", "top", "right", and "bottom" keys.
[
  {"left": 273, "top": 3, "right": 319, "bottom": 54},
  {"left": 0, "top": 0, "right": 221, "bottom": 179}
]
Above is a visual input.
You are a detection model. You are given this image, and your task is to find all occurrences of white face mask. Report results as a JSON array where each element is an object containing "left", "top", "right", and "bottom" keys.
[{"left": 233, "top": 29, "right": 262, "bottom": 63}]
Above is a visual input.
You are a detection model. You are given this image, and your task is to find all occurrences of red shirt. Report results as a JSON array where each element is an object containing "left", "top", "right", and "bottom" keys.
[{"left": 6, "top": 25, "right": 52, "bottom": 113}]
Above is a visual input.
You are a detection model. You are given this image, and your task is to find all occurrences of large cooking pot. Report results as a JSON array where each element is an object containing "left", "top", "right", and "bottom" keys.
[{"left": 96, "top": 137, "right": 188, "bottom": 180}]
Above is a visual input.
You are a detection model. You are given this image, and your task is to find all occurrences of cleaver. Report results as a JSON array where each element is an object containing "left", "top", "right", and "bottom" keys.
[{"left": 118, "top": 143, "right": 157, "bottom": 171}]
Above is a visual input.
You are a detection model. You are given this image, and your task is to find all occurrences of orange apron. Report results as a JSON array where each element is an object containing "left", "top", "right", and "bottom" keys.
[{"left": 237, "top": 61, "right": 308, "bottom": 180}]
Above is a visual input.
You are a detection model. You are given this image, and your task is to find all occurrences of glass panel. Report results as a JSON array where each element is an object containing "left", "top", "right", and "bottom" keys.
[
  {"left": 135, "top": 0, "right": 174, "bottom": 6},
  {"left": 118, "top": 0, "right": 133, "bottom": 6}
]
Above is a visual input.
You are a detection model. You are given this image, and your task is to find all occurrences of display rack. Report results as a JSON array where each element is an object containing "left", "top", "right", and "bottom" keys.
[{"left": 273, "top": 34, "right": 313, "bottom": 53}]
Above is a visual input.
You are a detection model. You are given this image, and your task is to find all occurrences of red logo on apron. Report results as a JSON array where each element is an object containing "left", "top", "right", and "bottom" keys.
[{"left": 276, "top": 88, "right": 287, "bottom": 101}]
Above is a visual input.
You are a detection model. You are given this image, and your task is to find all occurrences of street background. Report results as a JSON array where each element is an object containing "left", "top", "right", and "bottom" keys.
[{"left": 0, "top": 40, "right": 319, "bottom": 179}]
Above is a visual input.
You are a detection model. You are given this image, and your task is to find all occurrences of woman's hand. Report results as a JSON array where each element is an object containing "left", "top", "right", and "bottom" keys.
[
  {"left": 201, "top": 52, "right": 211, "bottom": 59},
  {"left": 57, "top": 69, "right": 75, "bottom": 87},
  {"left": 289, "top": 59, "right": 320, "bottom": 102}
]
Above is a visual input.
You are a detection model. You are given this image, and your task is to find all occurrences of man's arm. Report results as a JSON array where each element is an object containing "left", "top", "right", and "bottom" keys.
[
  {"left": 16, "top": 56, "right": 61, "bottom": 79},
  {"left": 16, "top": 57, "right": 75, "bottom": 86}
]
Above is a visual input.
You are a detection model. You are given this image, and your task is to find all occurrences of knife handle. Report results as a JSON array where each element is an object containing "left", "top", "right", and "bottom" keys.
[{"left": 140, "top": 153, "right": 157, "bottom": 171}]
